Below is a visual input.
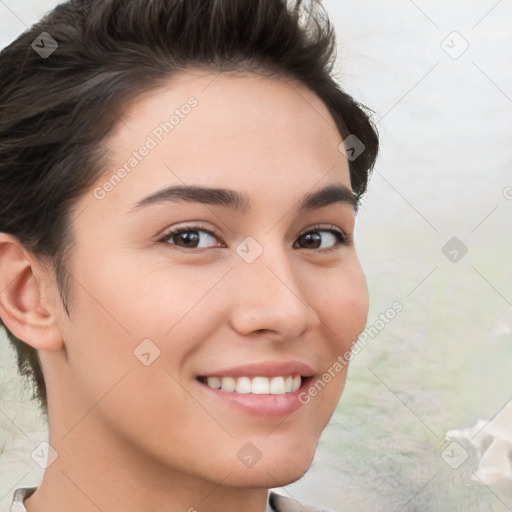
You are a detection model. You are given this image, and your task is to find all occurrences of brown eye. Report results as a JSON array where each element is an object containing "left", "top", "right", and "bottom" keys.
[
  {"left": 294, "top": 227, "right": 350, "bottom": 251},
  {"left": 170, "top": 230, "right": 202, "bottom": 248},
  {"left": 159, "top": 226, "right": 223, "bottom": 250}
]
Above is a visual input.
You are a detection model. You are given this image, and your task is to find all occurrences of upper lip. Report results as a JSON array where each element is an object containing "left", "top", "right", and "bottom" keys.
[{"left": 197, "top": 361, "right": 315, "bottom": 379}]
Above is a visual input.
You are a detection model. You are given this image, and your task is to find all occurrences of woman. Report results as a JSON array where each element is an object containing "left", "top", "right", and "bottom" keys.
[{"left": 0, "top": 0, "right": 378, "bottom": 510}]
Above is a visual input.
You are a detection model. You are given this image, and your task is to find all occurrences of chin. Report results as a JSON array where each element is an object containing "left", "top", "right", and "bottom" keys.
[
  {"left": 264, "top": 456, "right": 313, "bottom": 486},
  {"left": 223, "top": 444, "right": 316, "bottom": 488}
]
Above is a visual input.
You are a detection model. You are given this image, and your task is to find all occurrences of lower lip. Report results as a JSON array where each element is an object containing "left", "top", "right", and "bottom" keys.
[{"left": 195, "top": 377, "right": 314, "bottom": 417}]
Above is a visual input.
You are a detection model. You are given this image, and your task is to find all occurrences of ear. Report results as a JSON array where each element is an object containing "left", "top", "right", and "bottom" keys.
[{"left": 0, "top": 233, "right": 64, "bottom": 351}]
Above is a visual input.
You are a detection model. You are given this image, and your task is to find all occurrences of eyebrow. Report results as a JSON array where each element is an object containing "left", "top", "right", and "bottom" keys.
[{"left": 128, "top": 182, "right": 358, "bottom": 214}]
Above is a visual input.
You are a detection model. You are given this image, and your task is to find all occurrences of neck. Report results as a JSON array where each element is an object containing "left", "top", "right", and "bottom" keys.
[{"left": 24, "top": 416, "right": 269, "bottom": 512}]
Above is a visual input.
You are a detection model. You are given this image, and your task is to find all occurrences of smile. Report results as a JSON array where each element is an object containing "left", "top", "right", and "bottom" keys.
[
  {"left": 197, "top": 375, "right": 302, "bottom": 395},
  {"left": 194, "top": 360, "right": 316, "bottom": 416}
]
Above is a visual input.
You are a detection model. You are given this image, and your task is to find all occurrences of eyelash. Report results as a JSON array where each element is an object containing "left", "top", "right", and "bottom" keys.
[{"left": 157, "top": 223, "right": 352, "bottom": 253}]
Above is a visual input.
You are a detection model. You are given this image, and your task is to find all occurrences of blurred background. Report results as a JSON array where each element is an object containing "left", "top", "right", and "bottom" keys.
[{"left": 1, "top": 1, "right": 511, "bottom": 510}]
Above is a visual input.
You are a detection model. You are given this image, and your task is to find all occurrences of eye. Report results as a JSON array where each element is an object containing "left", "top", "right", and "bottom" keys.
[
  {"left": 294, "top": 224, "right": 352, "bottom": 252},
  {"left": 158, "top": 224, "right": 224, "bottom": 250}
]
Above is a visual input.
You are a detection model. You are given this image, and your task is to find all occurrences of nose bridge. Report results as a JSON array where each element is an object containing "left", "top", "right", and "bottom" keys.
[{"left": 229, "top": 236, "right": 317, "bottom": 337}]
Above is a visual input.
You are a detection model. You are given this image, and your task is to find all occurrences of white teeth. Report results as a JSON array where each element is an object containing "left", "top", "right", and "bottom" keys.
[
  {"left": 203, "top": 375, "right": 303, "bottom": 395},
  {"left": 252, "top": 376, "right": 270, "bottom": 394},
  {"left": 235, "top": 377, "right": 252, "bottom": 394},
  {"left": 206, "top": 377, "right": 221, "bottom": 389},
  {"left": 221, "top": 377, "right": 236, "bottom": 392},
  {"left": 292, "top": 375, "right": 301, "bottom": 392},
  {"left": 270, "top": 376, "right": 286, "bottom": 394}
]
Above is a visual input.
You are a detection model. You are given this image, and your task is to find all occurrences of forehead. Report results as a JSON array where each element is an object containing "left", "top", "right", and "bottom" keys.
[
  {"left": 89, "top": 70, "right": 351, "bottom": 214},
  {"left": 115, "top": 68, "right": 340, "bottom": 133}
]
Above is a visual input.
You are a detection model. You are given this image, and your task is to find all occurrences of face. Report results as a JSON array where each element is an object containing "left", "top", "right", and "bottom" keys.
[{"left": 46, "top": 70, "right": 369, "bottom": 488}]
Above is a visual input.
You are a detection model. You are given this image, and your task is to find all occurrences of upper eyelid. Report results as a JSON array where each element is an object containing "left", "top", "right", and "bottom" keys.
[{"left": 159, "top": 223, "right": 222, "bottom": 240}]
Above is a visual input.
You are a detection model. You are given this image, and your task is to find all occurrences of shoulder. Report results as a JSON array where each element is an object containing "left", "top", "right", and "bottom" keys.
[
  {"left": 269, "top": 491, "right": 337, "bottom": 512},
  {"left": 8, "top": 487, "right": 36, "bottom": 512}
]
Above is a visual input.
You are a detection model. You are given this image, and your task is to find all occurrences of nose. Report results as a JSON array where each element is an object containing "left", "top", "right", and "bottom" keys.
[{"left": 228, "top": 243, "right": 321, "bottom": 341}]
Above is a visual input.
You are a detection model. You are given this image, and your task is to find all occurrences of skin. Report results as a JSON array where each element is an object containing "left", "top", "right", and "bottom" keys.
[{"left": 0, "top": 70, "right": 368, "bottom": 512}]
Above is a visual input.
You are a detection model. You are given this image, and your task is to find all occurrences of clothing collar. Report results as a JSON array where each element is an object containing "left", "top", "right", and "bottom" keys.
[{"left": 8, "top": 487, "right": 36, "bottom": 512}]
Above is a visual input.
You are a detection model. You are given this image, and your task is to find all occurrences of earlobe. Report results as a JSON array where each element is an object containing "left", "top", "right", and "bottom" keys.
[{"left": 0, "top": 233, "right": 64, "bottom": 351}]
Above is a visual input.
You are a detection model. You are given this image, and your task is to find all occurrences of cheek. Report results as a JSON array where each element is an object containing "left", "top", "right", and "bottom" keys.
[
  {"left": 61, "top": 255, "right": 228, "bottom": 397},
  {"left": 301, "top": 263, "right": 368, "bottom": 428},
  {"left": 315, "top": 261, "right": 369, "bottom": 351},
  {"left": 69, "top": 246, "right": 207, "bottom": 337},
  {"left": 97, "top": 253, "right": 229, "bottom": 337}
]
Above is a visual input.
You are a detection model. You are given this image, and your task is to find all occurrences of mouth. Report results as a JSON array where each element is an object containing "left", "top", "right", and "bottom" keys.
[{"left": 194, "top": 361, "right": 316, "bottom": 417}]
